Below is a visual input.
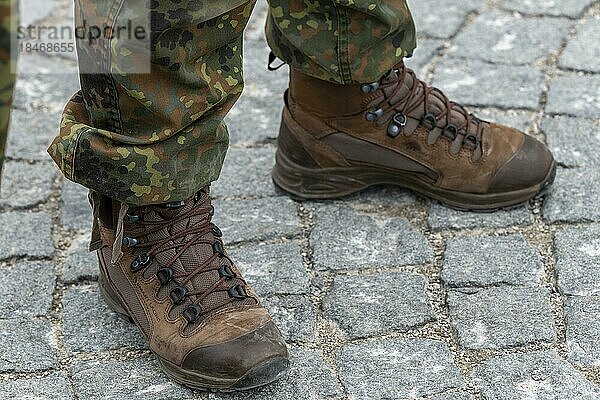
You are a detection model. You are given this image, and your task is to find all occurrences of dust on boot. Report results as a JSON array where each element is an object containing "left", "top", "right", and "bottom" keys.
[
  {"left": 273, "top": 63, "right": 556, "bottom": 211},
  {"left": 92, "top": 187, "right": 289, "bottom": 391}
]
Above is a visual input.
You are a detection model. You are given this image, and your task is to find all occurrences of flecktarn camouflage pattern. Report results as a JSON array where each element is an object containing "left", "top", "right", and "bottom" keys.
[
  {"left": 48, "top": 0, "right": 416, "bottom": 205},
  {"left": 266, "top": 0, "right": 416, "bottom": 84}
]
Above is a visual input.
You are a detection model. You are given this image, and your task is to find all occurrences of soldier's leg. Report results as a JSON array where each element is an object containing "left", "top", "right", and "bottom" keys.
[
  {"left": 0, "top": 0, "right": 17, "bottom": 189},
  {"left": 265, "top": 0, "right": 416, "bottom": 84},
  {"left": 49, "top": 0, "right": 255, "bottom": 206},
  {"left": 268, "top": 0, "right": 556, "bottom": 210},
  {"left": 48, "top": 0, "right": 290, "bottom": 391}
]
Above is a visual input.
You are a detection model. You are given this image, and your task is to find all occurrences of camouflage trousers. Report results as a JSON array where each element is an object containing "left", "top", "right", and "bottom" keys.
[
  {"left": 48, "top": 0, "right": 416, "bottom": 205},
  {"left": 0, "top": 0, "right": 17, "bottom": 189}
]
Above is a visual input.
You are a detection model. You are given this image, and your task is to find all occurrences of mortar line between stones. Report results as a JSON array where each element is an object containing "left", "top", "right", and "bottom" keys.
[
  {"left": 294, "top": 201, "right": 350, "bottom": 400},
  {"left": 48, "top": 176, "right": 81, "bottom": 399}
]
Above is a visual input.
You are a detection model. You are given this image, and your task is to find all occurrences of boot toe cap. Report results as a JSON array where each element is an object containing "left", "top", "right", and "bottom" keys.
[
  {"left": 489, "top": 134, "right": 555, "bottom": 193},
  {"left": 182, "top": 320, "right": 290, "bottom": 389}
]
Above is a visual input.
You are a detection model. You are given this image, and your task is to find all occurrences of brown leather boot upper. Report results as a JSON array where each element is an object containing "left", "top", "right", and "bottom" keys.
[
  {"left": 92, "top": 188, "right": 289, "bottom": 391},
  {"left": 273, "top": 64, "right": 555, "bottom": 210}
]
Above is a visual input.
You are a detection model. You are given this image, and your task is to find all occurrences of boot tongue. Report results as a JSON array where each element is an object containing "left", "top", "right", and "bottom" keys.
[
  {"left": 127, "top": 191, "right": 256, "bottom": 312},
  {"left": 142, "top": 196, "right": 209, "bottom": 275}
]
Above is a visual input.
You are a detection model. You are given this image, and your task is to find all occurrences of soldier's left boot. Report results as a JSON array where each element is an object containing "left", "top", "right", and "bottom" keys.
[
  {"left": 272, "top": 64, "right": 556, "bottom": 211},
  {"left": 91, "top": 187, "right": 289, "bottom": 391}
]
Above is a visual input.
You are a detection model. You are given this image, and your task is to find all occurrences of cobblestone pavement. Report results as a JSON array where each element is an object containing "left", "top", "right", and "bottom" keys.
[{"left": 1, "top": 0, "right": 599, "bottom": 399}]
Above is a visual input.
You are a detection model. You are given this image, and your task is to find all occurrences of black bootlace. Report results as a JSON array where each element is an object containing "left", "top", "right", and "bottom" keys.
[
  {"left": 362, "top": 63, "right": 484, "bottom": 160},
  {"left": 121, "top": 192, "right": 254, "bottom": 325}
]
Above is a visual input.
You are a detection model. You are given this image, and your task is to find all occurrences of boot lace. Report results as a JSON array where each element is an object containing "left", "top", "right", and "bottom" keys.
[
  {"left": 362, "top": 63, "right": 484, "bottom": 160},
  {"left": 121, "top": 191, "right": 255, "bottom": 326}
]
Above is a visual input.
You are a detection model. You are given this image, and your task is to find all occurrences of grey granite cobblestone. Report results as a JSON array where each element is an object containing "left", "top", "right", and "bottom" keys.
[
  {"left": 428, "top": 203, "right": 531, "bottom": 231},
  {"left": 323, "top": 271, "right": 434, "bottom": 339},
  {"left": 442, "top": 234, "right": 544, "bottom": 287},
  {"left": 61, "top": 233, "right": 98, "bottom": 282},
  {"left": 6, "top": 110, "right": 60, "bottom": 161},
  {"left": 405, "top": 38, "right": 444, "bottom": 75},
  {"left": 410, "top": 0, "right": 486, "bottom": 38},
  {"left": 0, "top": 212, "right": 54, "bottom": 259},
  {"left": 228, "top": 242, "right": 310, "bottom": 297},
  {"left": 433, "top": 58, "right": 545, "bottom": 109},
  {"left": 61, "top": 181, "right": 93, "bottom": 232},
  {"left": 337, "top": 339, "right": 465, "bottom": 399},
  {"left": 20, "top": 0, "right": 59, "bottom": 26},
  {"left": 559, "top": 18, "right": 600, "bottom": 73},
  {"left": 448, "top": 286, "right": 556, "bottom": 349},
  {"left": 0, "top": 318, "right": 57, "bottom": 372},
  {"left": 0, "top": 161, "right": 56, "bottom": 208},
  {"left": 214, "top": 197, "right": 300, "bottom": 244},
  {"left": 555, "top": 225, "right": 600, "bottom": 296},
  {"left": 311, "top": 205, "right": 433, "bottom": 271},
  {"left": 564, "top": 295, "right": 600, "bottom": 367},
  {"left": 431, "top": 390, "right": 475, "bottom": 400},
  {"left": 544, "top": 168, "right": 600, "bottom": 223},
  {"left": 263, "top": 295, "right": 317, "bottom": 342},
  {"left": 210, "top": 347, "right": 340, "bottom": 400},
  {"left": 544, "top": 116, "right": 600, "bottom": 168},
  {"left": 500, "top": 0, "right": 596, "bottom": 17},
  {"left": 449, "top": 11, "right": 572, "bottom": 64},
  {"left": 0, "top": 261, "right": 55, "bottom": 318},
  {"left": 212, "top": 146, "right": 280, "bottom": 198},
  {"left": 473, "top": 350, "right": 600, "bottom": 399},
  {"left": 546, "top": 74, "right": 600, "bottom": 117},
  {"left": 0, "top": 373, "right": 74, "bottom": 399},
  {"left": 70, "top": 359, "right": 193, "bottom": 399},
  {"left": 13, "top": 54, "right": 79, "bottom": 113}
]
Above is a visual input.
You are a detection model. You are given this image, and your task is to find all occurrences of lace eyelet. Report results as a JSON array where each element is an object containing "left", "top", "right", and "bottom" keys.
[
  {"left": 365, "top": 108, "right": 384, "bottom": 122},
  {"left": 163, "top": 200, "right": 185, "bottom": 209},
  {"left": 442, "top": 124, "right": 459, "bottom": 141},
  {"left": 218, "top": 265, "right": 236, "bottom": 279},
  {"left": 211, "top": 225, "right": 223, "bottom": 238},
  {"left": 122, "top": 236, "right": 139, "bottom": 247},
  {"left": 361, "top": 82, "right": 380, "bottom": 94},
  {"left": 212, "top": 242, "right": 225, "bottom": 257},
  {"left": 170, "top": 285, "right": 188, "bottom": 304},
  {"left": 420, "top": 112, "right": 437, "bottom": 131},
  {"left": 156, "top": 267, "right": 174, "bottom": 285},
  {"left": 387, "top": 113, "right": 407, "bottom": 138},
  {"left": 125, "top": 213, "right": 140, "bottom": 223},
  {"left": 463, "top": 134, "right": 479, "bottom": 149},
  {"left": 130, "top": 253, "right": 151, "bottom": 273},
  {"left": 182, "top": 304, "right": 202, "bottom": 323},
  {"left": 228, "top": 284, "right": 247, "bottom": 300}
]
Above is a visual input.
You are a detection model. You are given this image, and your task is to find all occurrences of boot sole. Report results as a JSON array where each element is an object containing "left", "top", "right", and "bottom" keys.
[
  {"left": 272, "top": 148, "right": 557, "bottom": 212},
  {"left": 97, "top": 267, "right": 289, "bottom": 392}
]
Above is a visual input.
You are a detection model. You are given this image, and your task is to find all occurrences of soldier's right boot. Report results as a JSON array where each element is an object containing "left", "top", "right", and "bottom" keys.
[{"left": 91, "top": 187, "right": 289, "bottom": 391}]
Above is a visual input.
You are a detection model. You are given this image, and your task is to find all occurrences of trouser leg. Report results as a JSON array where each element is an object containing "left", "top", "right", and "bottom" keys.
[
  {"left": 265, "top": 0, "right": 417, "bottom": 84},
  {"left": 0, "top": 0, "right": 17, "bottom": 188},
  {"left": 48, "top": 0, "right": 256, "bottom": 205}
]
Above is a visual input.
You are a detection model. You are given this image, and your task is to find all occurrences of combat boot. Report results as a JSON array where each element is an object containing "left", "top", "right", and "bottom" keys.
[
  {"left": 91, "top": 187, "right": 289, "bottom": 391},
  {"left": 273, "top": 64, "right": 556, "bottom": 210}
]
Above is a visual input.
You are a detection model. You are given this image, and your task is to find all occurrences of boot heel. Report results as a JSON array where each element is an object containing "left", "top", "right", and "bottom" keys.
[{"left": 272, "top": 148, "right": 368, "bottom": 200}]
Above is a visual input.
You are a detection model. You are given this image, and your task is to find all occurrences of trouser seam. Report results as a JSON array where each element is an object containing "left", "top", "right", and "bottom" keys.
[
  {"left": 333, "top": 4, "right": 352, "bottom": 84},
  {"left": 103, "top": 0, "right": 125, "bottom": 135}
]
